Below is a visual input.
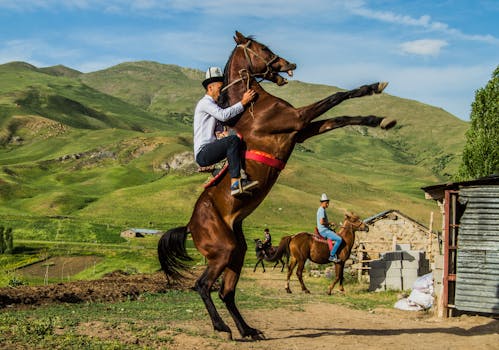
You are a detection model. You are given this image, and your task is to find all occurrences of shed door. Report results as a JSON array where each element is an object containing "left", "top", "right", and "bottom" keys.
[{"left": 454, "top": 185, "right": 499, "bottom": 315}]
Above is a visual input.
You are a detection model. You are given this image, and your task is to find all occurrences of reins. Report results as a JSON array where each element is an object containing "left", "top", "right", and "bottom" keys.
[
  {"left": 220, "top": 40, "right": 278, "bottom": 93},
  {"left": 338, "top": 219, "right": 364, "bottom": 232}
]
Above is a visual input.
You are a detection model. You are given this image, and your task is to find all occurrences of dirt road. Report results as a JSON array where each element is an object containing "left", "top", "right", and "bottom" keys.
[{"left": 1, "top": 268, "right": 497, "bottom": 349}]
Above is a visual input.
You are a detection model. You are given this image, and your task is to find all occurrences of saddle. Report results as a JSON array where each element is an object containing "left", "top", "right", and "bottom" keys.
[
  {"left": 202, "top": 163, "right": 228, "bottom": 189},
  {"left": 312, "top": 227, "right": 333, "bottom": 252},
  {"left": 201, "top": 149, "right": 286, "bottom": 189}
]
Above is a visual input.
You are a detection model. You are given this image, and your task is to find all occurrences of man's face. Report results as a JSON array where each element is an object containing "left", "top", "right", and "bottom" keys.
[{"left": 208, "top": 82, "right": 223, "bottom": 100}]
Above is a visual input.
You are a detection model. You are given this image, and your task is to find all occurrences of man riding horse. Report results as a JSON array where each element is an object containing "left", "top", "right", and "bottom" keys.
[
  {"left": 194, "top": 67, "right": 259, "bottom": 196},
  {"left": 158, "top": 31, "right": 396, "bottom": 340}
]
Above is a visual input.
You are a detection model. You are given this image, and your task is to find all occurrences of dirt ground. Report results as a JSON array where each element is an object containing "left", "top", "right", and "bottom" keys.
[{"left": 1, "top": 269, "right": 498, "bottom": 349}]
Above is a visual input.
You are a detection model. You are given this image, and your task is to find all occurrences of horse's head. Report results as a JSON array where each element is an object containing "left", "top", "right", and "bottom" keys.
[
  {"left": 254, "top": 238, "right": 263, "bottom": 249},
  {"left": 344, "top": 212, "right": 369, "bottom": 232},
  {"left": 233, "top": 31, "right": 296, "bottom": 86}
]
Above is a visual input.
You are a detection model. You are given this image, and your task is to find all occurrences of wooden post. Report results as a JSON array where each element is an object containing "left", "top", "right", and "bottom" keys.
[
  {"left": 428, "top": 211, "right": 434, "bottom": 261},
  {"left": 357, "top": 250, "right": 363, "bottom": 282}
]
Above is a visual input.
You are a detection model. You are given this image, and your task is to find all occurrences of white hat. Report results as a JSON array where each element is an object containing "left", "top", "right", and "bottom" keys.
[
  {"left": 320, "top": 193, "right": 330, "bottom": 202},
  {"left": 202, "top": 66, "right": 224, "bottom": 88}
]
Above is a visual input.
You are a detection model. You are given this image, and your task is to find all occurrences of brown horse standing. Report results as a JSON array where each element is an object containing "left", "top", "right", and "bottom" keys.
[
  {"left": 158, "top": 31, "right": 395, "bottom": 340},
  {"left": 276, "top": 212, "right": 369, "bottom": 295}
]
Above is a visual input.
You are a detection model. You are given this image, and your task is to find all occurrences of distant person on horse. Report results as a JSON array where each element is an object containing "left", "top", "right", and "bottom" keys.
[
  {"left": 317, "top": 193, "right": 342, "bottom": 263},
  {"left": 262, "top": 228, "right": 272, "bottom": 253},
  {"left": 193, "top": 66, "right": 259, "bottom": 196}
]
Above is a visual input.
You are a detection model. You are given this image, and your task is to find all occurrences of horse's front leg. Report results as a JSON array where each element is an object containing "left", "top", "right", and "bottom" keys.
[
  {"left": 296, "top": 260, "right": 310, "bottom": 293},
  {"left": 296, "top": 115, "right": 396, "bottom": 143},
  {"left": 298, "top": 82, "right": 388, "bottom": 123},
  {"left": 327, "top": 262, "right": 345, "bottom": 295},
  {"left": 195, "top": 265, "right": 233, "bottom": 337}
]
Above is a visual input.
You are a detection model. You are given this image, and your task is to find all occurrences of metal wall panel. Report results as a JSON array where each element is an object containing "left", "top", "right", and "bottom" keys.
[{"left": 455, "top": 185, "right": 499, "bottom": 314}]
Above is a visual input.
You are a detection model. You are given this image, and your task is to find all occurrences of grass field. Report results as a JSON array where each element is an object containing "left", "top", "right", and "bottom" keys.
[{"left": 0, "top": 60, "right": 467, "bottom": 288}]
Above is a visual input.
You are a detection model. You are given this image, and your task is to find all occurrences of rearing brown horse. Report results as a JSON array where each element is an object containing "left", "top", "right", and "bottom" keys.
[{"left": 158, "top": 31, "right": 395, "bottom": 340}]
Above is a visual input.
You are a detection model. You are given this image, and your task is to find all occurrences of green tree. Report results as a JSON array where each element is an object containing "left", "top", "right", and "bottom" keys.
[{"left": 456, "top": 65, "right": 499, "bottom": 180}]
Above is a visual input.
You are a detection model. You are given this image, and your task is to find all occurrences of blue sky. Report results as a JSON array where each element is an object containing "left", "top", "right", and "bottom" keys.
[{"left": 0, "top": 1, "right": 498, "bottom": 121}]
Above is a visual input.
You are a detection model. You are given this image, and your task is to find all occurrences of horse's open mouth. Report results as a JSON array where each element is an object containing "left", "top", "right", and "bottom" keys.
[{"left": 274, "top": 67, "right": 296, "bottom": 86}]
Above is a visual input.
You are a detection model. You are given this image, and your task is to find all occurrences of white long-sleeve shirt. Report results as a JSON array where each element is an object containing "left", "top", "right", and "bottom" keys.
[{"left": 193, "top": 95, "right": 244, "bottom": 158}]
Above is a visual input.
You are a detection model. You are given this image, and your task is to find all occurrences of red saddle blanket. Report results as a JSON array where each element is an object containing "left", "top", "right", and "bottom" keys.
[
  {"left": 202, "top": 149, "right": 286, "bottom": 189},
  {"left": 312, "top": 227, "right": 333, "bottom": 251}
]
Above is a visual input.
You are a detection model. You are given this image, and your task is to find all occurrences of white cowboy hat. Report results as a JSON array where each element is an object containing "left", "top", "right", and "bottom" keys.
[
  {"left": 202, "top": 66, "right": 224, "bottom": 88},
  {"left": 320, "top": 193, "right": 330, "bottom": 202}
]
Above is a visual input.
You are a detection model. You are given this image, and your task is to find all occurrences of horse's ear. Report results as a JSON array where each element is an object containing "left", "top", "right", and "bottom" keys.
[{"left": 234, "top": 31, "right": 248, "bottom": 44}]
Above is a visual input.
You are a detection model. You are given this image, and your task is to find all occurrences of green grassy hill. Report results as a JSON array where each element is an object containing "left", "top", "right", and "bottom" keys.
[{"left": 0, "top": 61, "right": 469, "bottom": 239}]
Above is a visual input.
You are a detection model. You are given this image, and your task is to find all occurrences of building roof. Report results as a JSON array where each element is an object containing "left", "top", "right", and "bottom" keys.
[
  {"left": 127, "top": 228, "right": 162, "bottom": 235},
  {"left": 363, "top": 209, "right": 428, "bottom": 231},
  {"left": 422, "top": 174, "right": 499, "bottom": 201}
]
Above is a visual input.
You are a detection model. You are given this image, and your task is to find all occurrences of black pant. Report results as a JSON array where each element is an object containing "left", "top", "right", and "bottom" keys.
[{"left": 196, "top": 135, "right": 241, "bottom": 178}]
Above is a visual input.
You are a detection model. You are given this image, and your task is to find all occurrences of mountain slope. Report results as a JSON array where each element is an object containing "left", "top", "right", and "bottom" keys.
[
  {"left": 0, "top": 61, "right": 469, "bottom": 232},
  {"left": 80, "top": 61, "right": 203, "bottom": 116},
  {"left": 0, "top": 62, "right": 169, "bottom": 135}
]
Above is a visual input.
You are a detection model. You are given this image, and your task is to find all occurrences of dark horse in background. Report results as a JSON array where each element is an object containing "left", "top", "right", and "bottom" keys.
[
  {"left": 158, "top": 31, "right": 396, "bottom": 340},
  {"left": 270, "top": 212, "right": 368, "bottom": 295},
  {"left": 253, "top": 237, "right": 288, "bottom": 272}
]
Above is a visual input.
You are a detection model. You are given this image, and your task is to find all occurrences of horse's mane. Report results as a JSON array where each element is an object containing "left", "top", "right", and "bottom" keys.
[
  {"left": 219, "top": 35, "right": 257, "bottom": 109},
  {"left": 218, "top": 46, "right": 237, "bottom": 109}
]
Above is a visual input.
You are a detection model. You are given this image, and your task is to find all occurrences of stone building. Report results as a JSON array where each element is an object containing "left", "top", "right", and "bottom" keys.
[{"left": 355, "top": 209, "right": 431, "bottom": 260}]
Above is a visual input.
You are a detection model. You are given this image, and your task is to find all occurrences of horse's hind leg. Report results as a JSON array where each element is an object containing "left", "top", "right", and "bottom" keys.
[
  {"left": 219, "top": 222, "right": 264, "bottom": 339},
  {"left": 221, "top": 268, "right": 264, "bottom": 339},
  {"left": 296, "top": 259, "right": 310, "bottom": 294},
  {"left": 280, "top": 259, "right": 286, "bottom": 272},
  {"left": 190, "top": 207, "right": 238, "bottom": 338},
  {"left": 285, "top": 257, "right": 297, "bottom": 293}
]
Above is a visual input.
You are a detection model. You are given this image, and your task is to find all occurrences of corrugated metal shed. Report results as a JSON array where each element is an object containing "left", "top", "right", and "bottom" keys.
[
  {"left": 455, "top": 185, "right": 499, "bottom": 314},
  {"left": 422, "top": 174, "right": 499, "bottom": 316}
]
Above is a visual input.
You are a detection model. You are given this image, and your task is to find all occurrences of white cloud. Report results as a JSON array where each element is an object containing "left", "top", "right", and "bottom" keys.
[
  {"left": 345, "top": 1, "right": 499, "bottom": 44},
  {"left": 299, "top": 60, "right": 496, "bottom": 120},
  {"left": 399, "top": 39, "right": 448, "bottom": 57}
]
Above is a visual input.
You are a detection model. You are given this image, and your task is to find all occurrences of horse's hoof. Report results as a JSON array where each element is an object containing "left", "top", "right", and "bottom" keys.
[
  {"left": 285, "top": 288, "right": 292, "bottom": 294},
  {"left": 377, "top": 82, "right": 389, "bottom": 93},
  {"left": 380, "top": 118, "right": 396, "bottom": 130},
  {"left": 249, "top": 329, "right": 266, "bottom": 340},
  {"left": 304, "top": 289, "right": 311, "bottom": 294}
]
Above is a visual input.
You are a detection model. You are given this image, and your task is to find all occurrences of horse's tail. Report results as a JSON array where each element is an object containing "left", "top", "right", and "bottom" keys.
[
  {"left": 157, "top": 226, "right": 192, "bottom": 282},
  {"left": 268, "top": 235, "right": 292, "bottom": 262}
]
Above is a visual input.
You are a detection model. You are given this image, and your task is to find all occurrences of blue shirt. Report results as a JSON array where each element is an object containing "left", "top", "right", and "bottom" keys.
[
  {"left": 317, "top": 206, "right": 329, "bottom": 232},
  {"left": 193, "top": 95, "right": 244, "bottom": 158}
]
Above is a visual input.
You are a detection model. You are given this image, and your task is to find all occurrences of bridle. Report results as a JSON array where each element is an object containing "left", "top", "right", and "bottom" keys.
[
  {"left": 338, "top": 218, "right": 366, "bottom": 232},
  {"left": 221, "top": 40, "right": 279, "bottom": 92}
]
